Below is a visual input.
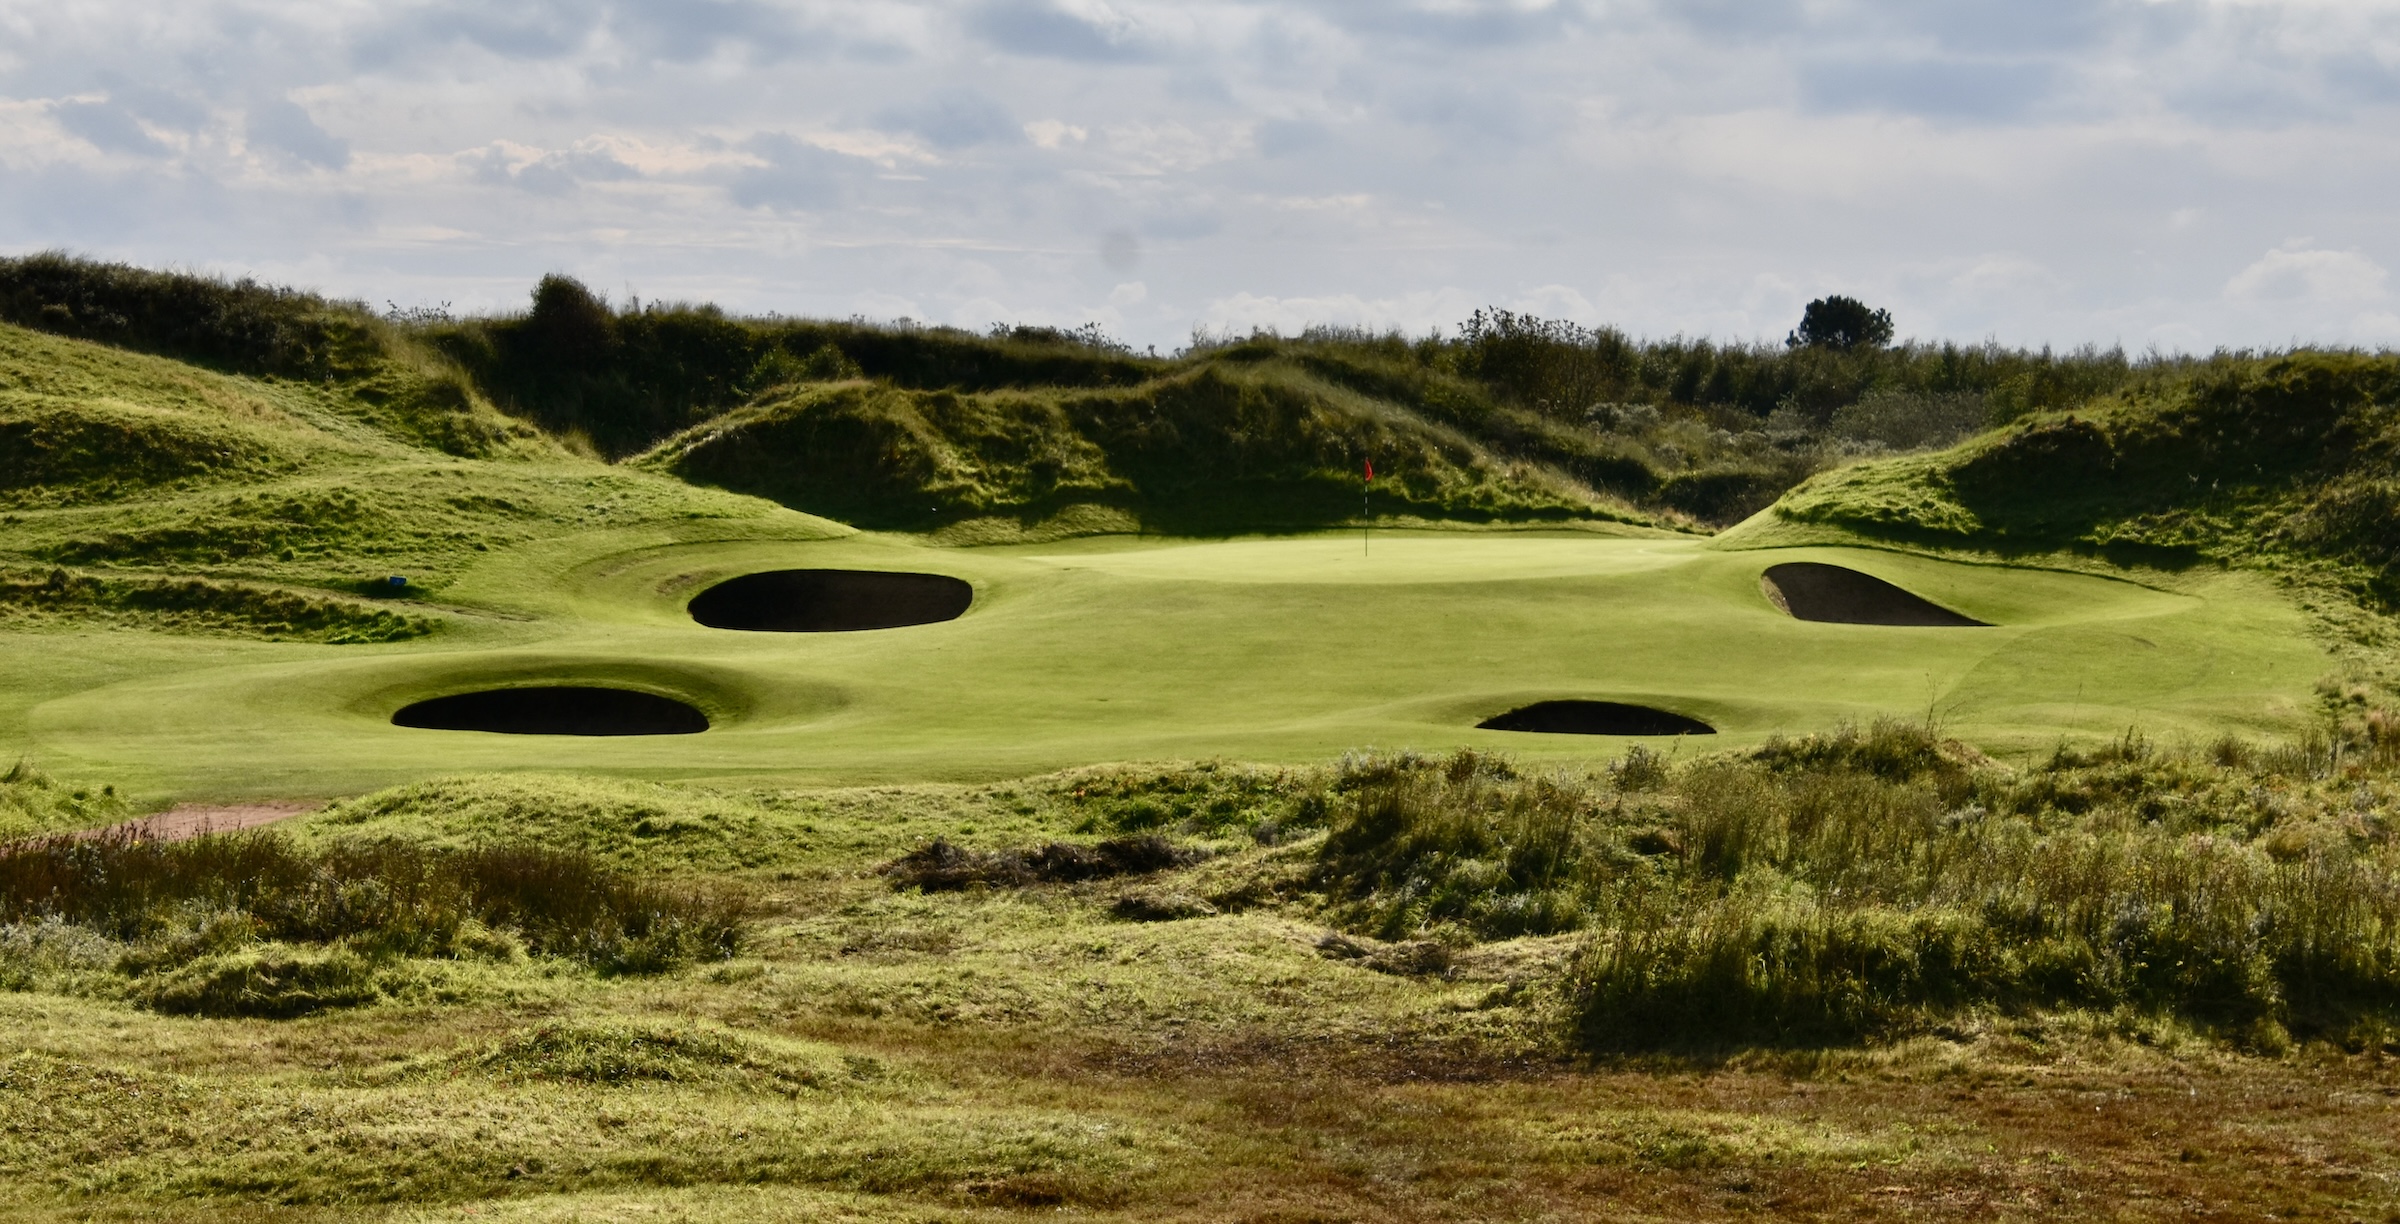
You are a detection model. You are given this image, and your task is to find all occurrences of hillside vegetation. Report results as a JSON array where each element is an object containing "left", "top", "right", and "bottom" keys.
[
  {"left": 0, "top": 259, "right": 785, "bottom": 641},
  {"left": 4, "top": 257, "right": 2166, "bottom": 535},
  {"left": 1750, "top": 352, "right": 2400, "bottom": 610}
]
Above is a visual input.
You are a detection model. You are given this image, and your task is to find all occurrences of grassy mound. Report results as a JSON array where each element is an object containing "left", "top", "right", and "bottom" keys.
[
  {"left": 0, "top": 830, "right": 748, "bottom": 1012},
  {"left": 0, "top": 255, "right": 538, "bottom": 459},
  {"left": 0, "top": 306, "right": 791, "bottom": 639},
  {"left": 0, "top": 567, "right": 434, "bottom": 642},
  {"left": 452, "top": 1020, "right": 845, "bottom": 1092},
  {"left": 639, "top": 362, "right": 1631, "bottom": 532},
  {"left": 1755, "top": 351, "right": 2400, "bottom": 605},
  {"left": 306, "top": 774, "right": 802, "bottom": 873}
]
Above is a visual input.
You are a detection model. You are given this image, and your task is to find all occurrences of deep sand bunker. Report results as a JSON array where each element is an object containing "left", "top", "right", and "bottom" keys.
[
  {"left": 1760, "top": 562, "right": 1989, "bottom": 627},
  {"left": 1479, "top": 701, "right": 1716, "bottom": 736},
  {"left": 689, "top": 569, "right": 972, "bottom": 632},
  {"left": 392, "top": 687, "right": 709, "bottom": 736}
]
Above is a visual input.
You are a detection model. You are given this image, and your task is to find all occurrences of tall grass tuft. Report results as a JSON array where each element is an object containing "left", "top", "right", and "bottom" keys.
[
  {"left": 1307, "top": 724, "right": 2400, "bottom": 1050},
  {"left": 0, "top": 831, "right": 747, "bottom": 989}
]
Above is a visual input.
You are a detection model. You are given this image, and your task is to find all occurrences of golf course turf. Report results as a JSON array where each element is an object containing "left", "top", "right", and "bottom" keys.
[
  {"left": 686, "top": 568, "right": 974, "bottom": 632},
  {"left": 0, "top": 527, "right": 2331, "bottom": 802},
  {"left": 1760, "top": 560, "right": 1992, "bottom": 626},
  {"left": 6, "top": 280, "right": 2400, "bottom": 1223},
  {"left": 1477, "top": 699, "right": 1716, "bottom": 736}
]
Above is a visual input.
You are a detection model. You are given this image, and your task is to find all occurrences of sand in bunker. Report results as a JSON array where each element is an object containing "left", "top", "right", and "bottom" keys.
[
  {"left": 1760, "top": 562, "right": 1989, "bottom": 627},
  {"left": 1480, "top": 700, "right": 1716, "bottom": 736},
  {"left": 689, "top": 569, "right": 971, "bottom": 632},
  {"left": 393, "top": 686, "right": 710, "bottom": 736}
]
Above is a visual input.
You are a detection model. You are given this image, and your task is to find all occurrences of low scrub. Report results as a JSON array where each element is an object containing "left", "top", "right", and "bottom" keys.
[
  {"left": 0, "top": 831, "right": 747, "bottom": 1014},
  {"left": 882, "top": 835, "right": 1201, "bottom": 892},
  {"left": 0, "top": 567, "right": 434, "bottom": 642},
  {"left": 1308, "top": 724, "right": 2400, "bottom": 1050}
]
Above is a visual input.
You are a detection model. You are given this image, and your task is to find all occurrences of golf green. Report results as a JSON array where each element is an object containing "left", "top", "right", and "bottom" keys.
[{"left": 3, "top": 518, "right": 2330, "bottom": 802}]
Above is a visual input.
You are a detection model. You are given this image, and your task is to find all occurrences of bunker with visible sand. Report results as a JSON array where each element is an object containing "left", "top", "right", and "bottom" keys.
[
  {"left": 689, "top": 569, "right": 973, "bottom": 632},
  {"left": 1760, "top": 561, "right": 1989, "bottom": 626},
  {"left": 392, "top": 686, "right": 710, "bottom": 736},
  {"left": 1479, "top": 700, "right": 1716, "bottom": 736}
]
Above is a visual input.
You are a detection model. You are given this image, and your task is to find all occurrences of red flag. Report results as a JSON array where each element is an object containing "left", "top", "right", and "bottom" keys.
[{"left": 1363, "top": 458, "right": 1374, "bottom": 484}]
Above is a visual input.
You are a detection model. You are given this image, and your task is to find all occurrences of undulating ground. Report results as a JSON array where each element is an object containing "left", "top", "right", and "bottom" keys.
[{"left": 4, "top": 259, "right": 2399, "bottom": 1221}]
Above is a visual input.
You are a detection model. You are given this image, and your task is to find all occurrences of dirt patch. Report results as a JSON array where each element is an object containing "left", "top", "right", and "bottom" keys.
[
  {"left": 1478, "top": 700, "right": 1715, "bottom": 736},
  {"left": 688, "top": 569, "right": 971, "bottom": 632},
  {"left": 392, "top": 687, "right": 710, "bottom": 736},
  {"left": 1760, "top": 562, "right": 1989, "bottom": 626},
  {"left": 102, "top": 801, "right": 318, "bottom": 841},
  {"left": 882, "top": 835, "right": 1201, "bottom": 892}
]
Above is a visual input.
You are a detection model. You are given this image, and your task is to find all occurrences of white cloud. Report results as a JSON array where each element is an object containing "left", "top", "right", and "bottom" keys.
[
  {"left": 2223, "top": 243, "right": 2389, "bottom": 304},
  {"left": 0, "top": 0, "right": 2396, "bottom": 350}
]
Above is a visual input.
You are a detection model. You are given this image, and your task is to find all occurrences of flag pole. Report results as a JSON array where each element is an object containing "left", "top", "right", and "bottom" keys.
[{"left": 1362, "top": 457, "right": 1372, "bottom": 557}]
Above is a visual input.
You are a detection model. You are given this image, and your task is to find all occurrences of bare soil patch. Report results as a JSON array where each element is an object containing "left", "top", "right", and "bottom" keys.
[
  {"left": 1479, "top": 700, "right": 1716, "bottom": 736},
  {"left": 881, "top": 835, "right": 1200, "bottom": 892},
  {"left": 101, "top": 800, "right": 318, "bottom": 842},
  {"left": 1760, "top": 561, "right": 1988, "bottom": 626},
  {"left": 688, "top": 568, "right": 971, "bottom": 632},
  {"left": 392, "top": 686, "right": 709, "bottom": 736}
]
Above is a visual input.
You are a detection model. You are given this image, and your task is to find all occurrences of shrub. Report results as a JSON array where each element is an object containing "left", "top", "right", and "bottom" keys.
[
  {"left": 0, "top": 831, "right": 747, "bottom": 1008},
  {"left": 1307, "top": 735, "right": 2400, "bottom": 1049},
  {"left": 134, "top": 945, "right": 381, "bottom": 1019}
]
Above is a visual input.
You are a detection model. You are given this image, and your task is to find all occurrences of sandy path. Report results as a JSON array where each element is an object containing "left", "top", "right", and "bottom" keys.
[{"left": 103, "top": 801, "right": 321, "bottom": 841}]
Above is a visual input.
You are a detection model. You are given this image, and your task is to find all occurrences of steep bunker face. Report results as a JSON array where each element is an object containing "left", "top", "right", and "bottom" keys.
[
  {"left": 1479, "top": 700, "right": 1716, "bottom": 736},
  {"left": 1761, "top": 562, "right": 1989, "bottom": 627},
  {"left": 392, "top": 687, "right": 709, "bottom": 736},
  {"left": 689, "top": 569, "right": 973, "bottom": 633}
]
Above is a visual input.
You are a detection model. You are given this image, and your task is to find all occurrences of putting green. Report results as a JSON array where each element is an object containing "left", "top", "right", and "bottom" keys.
[{"left": 2, "top": 518, "right": 2331, "bottom": 802}]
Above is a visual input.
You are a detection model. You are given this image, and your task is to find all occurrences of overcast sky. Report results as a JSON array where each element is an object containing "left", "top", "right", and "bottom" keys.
[{"left": 3, "top": 0, "right": 2397, "bottom": 351}]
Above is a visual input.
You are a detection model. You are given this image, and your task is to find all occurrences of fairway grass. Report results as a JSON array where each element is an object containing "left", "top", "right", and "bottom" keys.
[{"left": 0, "top": 524, "right": 2329, "bottom": 805}]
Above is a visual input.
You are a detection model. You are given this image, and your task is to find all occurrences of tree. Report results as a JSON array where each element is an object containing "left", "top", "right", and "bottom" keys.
[{"left": 1786, "top": 295, "right": 1894, "bottom": 351}]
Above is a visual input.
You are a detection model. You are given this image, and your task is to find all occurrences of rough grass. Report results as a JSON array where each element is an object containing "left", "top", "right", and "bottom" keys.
[
  {"left": 638, "top": 361, "right": 1640, "bottom": 533},
  {"left": 447, "top": 1020, "right": 849, "bottom": 1093},
  {"left": 0, "top": 567, "right": 434, "bottom": 642},
  {"left": 1760, "top": 351, "right": 2400, "bottom": 605},
  {"left": 0, "top": 318, "right": 787, "bottom": 637},
  {"left": 1302, "top": 726, "right": 2400, "bottom": 1051},
  {"left": 0, "top": 831, "right": 747, "bottom": 1014},
  {"left": 1, "top": 746, "right": 2398, "bottom": 1219},
  {"left": 0, "top": 255, "right": 543, "bottom": 460},
  {"left": 879, "top": 835, "right": 1201, "bottom": 892},
  {"left": 0, "top": 761, "right": 127, "bottom": 842}
]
